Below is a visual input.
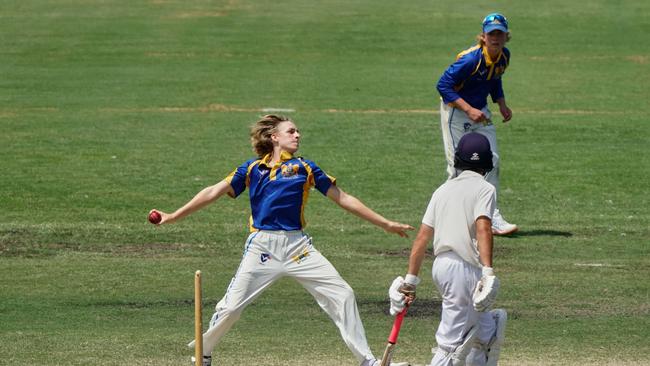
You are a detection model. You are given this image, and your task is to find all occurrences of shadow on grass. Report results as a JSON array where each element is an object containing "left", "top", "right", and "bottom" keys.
[
  {"left": 377, "top": 248, "right": 434, "bottom": 257},
  {"left": 360, "top": 298, "right": 442, "bottom": 318},
  {"left": 501, "top": 229, "right": 573, "bottom": 238}
]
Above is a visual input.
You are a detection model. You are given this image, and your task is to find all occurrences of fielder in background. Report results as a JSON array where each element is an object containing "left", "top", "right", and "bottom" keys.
[
  {"left": 150, "top": 114, "right": 413, "bottom": 366},
  {"left": 436, "top": 12, "right": 517, "bottom": 236},
  {"left": 388, "top": 133, "right": 507, "bottom": 366}
]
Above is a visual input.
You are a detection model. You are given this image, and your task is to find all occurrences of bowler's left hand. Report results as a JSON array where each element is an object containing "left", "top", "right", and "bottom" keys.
[{"left": 384, "top": 221, "right": 415, "bottom": 237}]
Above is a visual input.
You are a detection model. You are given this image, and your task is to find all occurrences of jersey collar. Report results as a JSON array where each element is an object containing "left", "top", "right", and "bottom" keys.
[
  {"left": 259, "top": 151, "right": 294, "bottom": 168},
  {"left": 458, "top": 169, "right": 486, "bottom": 179},
  {"left": 481, "top": 46, "right": 503, "bottom": 67}
]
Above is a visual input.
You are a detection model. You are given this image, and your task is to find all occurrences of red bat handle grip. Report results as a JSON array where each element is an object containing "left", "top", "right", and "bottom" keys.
[{"left": 388, "top": 308, "right": 407, "bottom": 344}]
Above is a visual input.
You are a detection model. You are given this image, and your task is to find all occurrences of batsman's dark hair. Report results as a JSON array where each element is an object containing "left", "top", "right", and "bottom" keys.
[
  {"left": 250, "top": 114, "right": 292, "bottom": 157},
  {"left": 454, "top": 157, "right": 490, "bottom": 176}
]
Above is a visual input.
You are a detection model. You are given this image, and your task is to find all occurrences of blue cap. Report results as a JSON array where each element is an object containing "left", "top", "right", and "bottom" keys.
[{"left": 482, "top": 13, "right": 508, "bottom": 33}]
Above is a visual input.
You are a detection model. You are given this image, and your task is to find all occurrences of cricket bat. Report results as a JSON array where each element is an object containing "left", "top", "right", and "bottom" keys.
[{"left": 379, "top": 305, "right": 409, "bottom": 366}]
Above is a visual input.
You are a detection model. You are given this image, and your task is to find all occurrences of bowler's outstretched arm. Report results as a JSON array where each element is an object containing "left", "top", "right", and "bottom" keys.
[{"left": 152, "top": 180, "right": 234, "bottom": 225}]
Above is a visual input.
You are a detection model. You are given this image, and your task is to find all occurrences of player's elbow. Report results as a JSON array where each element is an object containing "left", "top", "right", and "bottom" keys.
[
  {"left": 476, "top": 216, "right": 493, "bottom": 237},
  {"left": 436, "top": 81, "right": 446, "bottom": 95}
]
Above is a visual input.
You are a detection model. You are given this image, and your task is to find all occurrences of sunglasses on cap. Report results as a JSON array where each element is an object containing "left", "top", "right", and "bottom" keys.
[{"left": 482, "top": 13, "right": 508, "bottom": 33}]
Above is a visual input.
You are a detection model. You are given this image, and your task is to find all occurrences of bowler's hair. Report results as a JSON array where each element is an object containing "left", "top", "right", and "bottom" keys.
[
  {"left": 250, "top": 114, "right": 292, "bottom": 157},
  {"left": 476, "top": 32, "right": 511, "bottom": 46}
]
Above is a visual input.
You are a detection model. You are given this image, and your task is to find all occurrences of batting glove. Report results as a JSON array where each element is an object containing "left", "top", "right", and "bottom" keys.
[
  {"left": 399, "top": 274, "right": 419, "bottom": 299},
  {"left": 473, "top": 267, "right": 500, "bottom": 312},
  {"left": 389, "top": 276, "right": 406, "bottom": 316},
  {"left": 389, "top": 275, "right": 420, "bottom": 316}
]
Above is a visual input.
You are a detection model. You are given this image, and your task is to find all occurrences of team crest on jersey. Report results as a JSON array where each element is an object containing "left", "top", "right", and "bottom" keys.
[
  {"left": 281, "top": 163, "right": 300, "bottom": 179},
  {"left": 260, "top": 253, "right": 272, "bottom": 264},
  {"left": 463, "top": 122, "right": 472, "bottom": 131}
]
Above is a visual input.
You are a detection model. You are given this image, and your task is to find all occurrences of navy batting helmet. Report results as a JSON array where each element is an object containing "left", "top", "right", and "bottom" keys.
[{"left": 454, "top": 133, "right": 493, "bottom": 171}]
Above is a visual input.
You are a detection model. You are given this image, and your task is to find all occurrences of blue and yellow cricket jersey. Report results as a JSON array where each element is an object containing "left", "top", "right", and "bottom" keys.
[
  {"left": 436, "top": 45, "right": 510, "bottom": 110},
  {"left": 225, "top": 151, "right": 336, "bottom": 231}
]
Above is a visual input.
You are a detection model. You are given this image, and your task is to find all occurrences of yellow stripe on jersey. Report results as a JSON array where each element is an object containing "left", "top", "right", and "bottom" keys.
[
  {"left": 454, "top": 45, "right": 483, "bottom": 92},
  {"left": 248, "top": 215, "right": 256, "bottom": 232},
  {"left": 297, "top": 158, "right": 314, "bottom": 229},
  {"left": 245, "top": 160, "right": 262, "bottom": 187},
  {"left": 225, "top": 160, "right": 261, "bottom": 198},
  {"left": 456, "top": 45, "right": 481, "bottom": 61}
]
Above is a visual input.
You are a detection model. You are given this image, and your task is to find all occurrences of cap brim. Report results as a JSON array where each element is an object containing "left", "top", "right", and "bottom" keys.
[{"left": 483, "top": 24, "right": 508, "bottom": 33}]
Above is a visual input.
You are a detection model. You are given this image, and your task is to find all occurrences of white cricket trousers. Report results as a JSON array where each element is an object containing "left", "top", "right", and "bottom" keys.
[
  {"left": 439, "top": 101, "right": 500, "bottom": 194},
  {"left": 189, "top": 230, "right": 375, "bottom": 363},
  {"left": 429, "top": 251, "right": 498, "bottom": 366}
]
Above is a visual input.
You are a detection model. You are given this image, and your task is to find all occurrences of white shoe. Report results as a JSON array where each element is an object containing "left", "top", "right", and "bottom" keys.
[
  {"left": 492, "top": 209, "right": 518, "bottom": 236},
  {"left": 190, "top": 355, "right": 211, "bottom": 366}
]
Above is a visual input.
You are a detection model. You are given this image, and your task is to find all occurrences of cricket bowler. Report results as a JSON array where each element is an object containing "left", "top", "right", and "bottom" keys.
[{"left": 151, "top": 115, "right": 413, "bottom": 366}]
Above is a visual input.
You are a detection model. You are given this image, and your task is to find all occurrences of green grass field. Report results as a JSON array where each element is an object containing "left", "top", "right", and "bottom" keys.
[{"left": 1, "top": 1, "right": 649, "bottom": 365}]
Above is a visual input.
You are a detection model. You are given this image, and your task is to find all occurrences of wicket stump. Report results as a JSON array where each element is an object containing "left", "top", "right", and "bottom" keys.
[{"left": 195, "top": 270, "right": 203, "bottom": 364}]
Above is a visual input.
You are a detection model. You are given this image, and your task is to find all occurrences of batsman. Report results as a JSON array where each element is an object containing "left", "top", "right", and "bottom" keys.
[{"left": 389, "top": 133, "right": 507, "bottom": 366}]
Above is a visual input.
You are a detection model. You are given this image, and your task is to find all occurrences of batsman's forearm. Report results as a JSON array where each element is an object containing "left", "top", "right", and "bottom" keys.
[
  {"left": 407, "top": 224, "right": 434, "bottom": 276},
  {"left": 476, "top": 218, "right": 494, "bottom": 267},
  {"left": 407, "top": 243, "right": 426, "bottom": 276}
]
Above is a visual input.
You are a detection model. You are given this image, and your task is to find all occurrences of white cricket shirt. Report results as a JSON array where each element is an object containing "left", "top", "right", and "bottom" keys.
[{"left": 422, "top": 170, "right": 496, "bottom": 268}]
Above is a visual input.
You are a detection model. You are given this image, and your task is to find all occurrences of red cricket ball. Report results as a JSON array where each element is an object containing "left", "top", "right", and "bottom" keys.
[{"left": 148, "top": 211, "right": 162, "bottom": 224}]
